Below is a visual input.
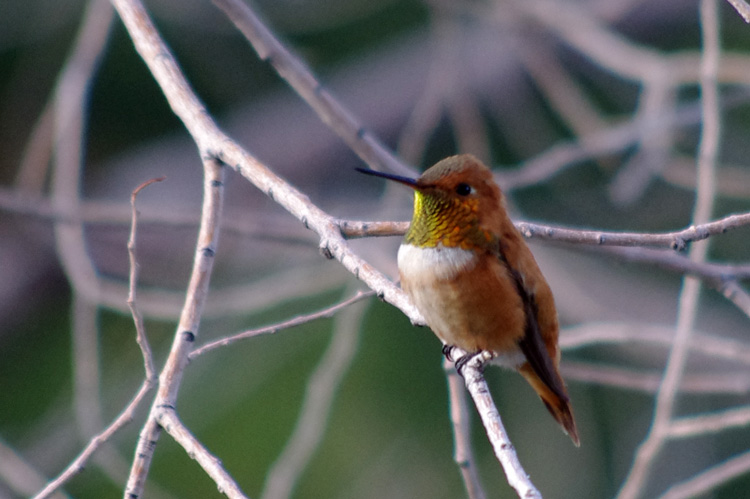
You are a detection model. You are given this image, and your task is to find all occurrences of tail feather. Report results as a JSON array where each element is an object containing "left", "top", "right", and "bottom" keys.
[{"left": 519, "top": 363, "right": 580, "bottom": 446}]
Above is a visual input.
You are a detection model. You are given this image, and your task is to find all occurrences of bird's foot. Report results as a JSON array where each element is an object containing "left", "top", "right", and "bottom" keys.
[{"left": 443, "top": 345, "right": 494, "bottom": 377}]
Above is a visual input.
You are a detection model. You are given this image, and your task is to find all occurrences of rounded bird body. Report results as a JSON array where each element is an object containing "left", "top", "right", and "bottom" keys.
[
  {"left": 397, "top": 243, "right": 527, "bottom": 357},
  {"left": 358, "top": 154, "right": 579, "bottom": 446}
]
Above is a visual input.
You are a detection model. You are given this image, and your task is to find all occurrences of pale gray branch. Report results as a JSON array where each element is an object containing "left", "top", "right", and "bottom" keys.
[
  {"left": 444, "top": 358, "right": 487, "bottom": 499},
  {"left": 455, "top": 350, "right": 541, "bottom": 499},
  {"left": 617, "top": 2, "right": 722, "bottom": 497},
  {"left": 211, "top": 0, "right": 413, "bottom": 177},
  {"left": 158, "top": 409, "right": 249, "bottom": 499}
]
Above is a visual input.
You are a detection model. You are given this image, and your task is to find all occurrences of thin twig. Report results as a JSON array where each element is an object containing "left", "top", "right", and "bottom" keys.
[
  {"left": 32, "top": 380, "right": 154, "bottom": 499},
  {"left": 515, "top": 212, "right": 750, "bottom": 251},
  {"left": 128, "top": 176, "right": 164, "bottom": 381},
  {"left": 123, "top": 155, "right": 225, "bottom": 497},
  {"left": 190, "top": 289, "right": 373, "bottom": 359},
  {"left": 261, "top": 285, "right": 368, "bottom": 499}
]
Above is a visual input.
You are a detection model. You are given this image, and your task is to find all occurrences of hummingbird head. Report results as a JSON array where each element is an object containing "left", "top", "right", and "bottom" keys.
[{"left": 357, "top": 154, "right": 506, "bottom": 251}]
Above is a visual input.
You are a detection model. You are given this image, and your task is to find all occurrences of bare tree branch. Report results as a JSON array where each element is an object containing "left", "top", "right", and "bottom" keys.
[
  {"left": 261, "top": 285, "right": 367, "bottom": 499},
  {"left": 123, "top": 155, "right": 225, "bottom": 497},
  {"left": 340, "top": 211, "right": 750, "bottom": 252},
  {"left": 444, "top": 358, "right": 487, "bottom": 499},
  {"left": 211, "top": 0, "right": 413, "bottom": 177},
  {"left": 32, "top": 379, "right": 154, "bottom": 499},
  {"left": 158, "top": 409, "right": 248, "bottom": 499},
  {"left": 8, "top": 1, "right": 750, "bottom": 498},
  {"left": 455, "top": 351, "right": 541, "bottom": 499},
  {"left": 618, "top": 2, "right": 722, "bottom": 497},
  {"left": 190, "top": 289, "right": 373, "bottom": 359},
  {"left": 562, "top": 362, "right": 750, "bottom": 394},
  {"left": 667, "top": 405, "right": 750, "bottom": 438},
  {"left": 726, "top": 0, "right": 750, "bottom": 22},
  {"left": 658, "top": 449, "right": 750, "bottom": 499},
  {"left": 516, "top": 213, "right": 750, "bottom": 251},
  {"left": 127, "top": 176, "right": 163, "bottom": 382}
]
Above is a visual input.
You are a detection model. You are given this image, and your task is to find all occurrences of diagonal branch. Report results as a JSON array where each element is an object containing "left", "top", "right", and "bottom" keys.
[
  {"left": 211, "top": 0, "right": 413, "bottom": 177},
  {"left": 189, "top": 289, "right": 373, "bottom": 359},
  {"left": 158, "top": 409, "right": 248, "bottom": 499},
  {"left": 457, "top": 352, "right": 541, "bottom": 499},
  {"left": 111, "top": 0, "right": 420, "bottom": 326}
]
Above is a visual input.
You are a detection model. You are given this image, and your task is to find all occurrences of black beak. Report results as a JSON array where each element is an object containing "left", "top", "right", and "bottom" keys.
[{"left": 355, "top": 168, "right": 418, "bottom": 188}]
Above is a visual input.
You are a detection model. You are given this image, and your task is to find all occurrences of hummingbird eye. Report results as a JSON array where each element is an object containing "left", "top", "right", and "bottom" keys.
[{"left": 455, "top": 183, "right": 473, "bottom": 196}]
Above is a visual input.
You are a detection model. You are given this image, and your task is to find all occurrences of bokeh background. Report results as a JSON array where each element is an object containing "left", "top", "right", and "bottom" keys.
[{"left": 2, "top": 0, "right": 750, "bottom": 498}]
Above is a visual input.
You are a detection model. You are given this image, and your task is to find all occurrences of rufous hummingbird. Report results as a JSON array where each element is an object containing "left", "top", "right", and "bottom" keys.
[{"left": 358, "top": 154, "right": 579, "bottom": 446}]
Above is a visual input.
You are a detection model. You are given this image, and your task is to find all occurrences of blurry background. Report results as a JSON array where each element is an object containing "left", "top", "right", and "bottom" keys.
[{"left": 1, "top": 0, "right": 750, "bottom": 497}]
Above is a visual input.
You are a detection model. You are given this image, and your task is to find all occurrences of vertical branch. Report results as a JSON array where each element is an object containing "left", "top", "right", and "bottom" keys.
[
  {"left": 444, "top": 359, "right": 486, "bottom": 499},
  {"left": 50, "top": 0, "right": 113, "bottom": 301},
  {"left": 617, "top": 1, "right": 721, "bottom": 497},
  {"left": 161, "top": 157, "right": 225, "bottom": 402},
  {"left": 71, "top": 297, "right": 103, "bottom": 438},
  {"left": 43, "top": 0, "right": 114, "bottom": 466},
  {"left": 127, "top": 177, "right": 164, "bottom": 382},
  {"left": 124, "top": 158, "right": 225, "bottom": 498}
]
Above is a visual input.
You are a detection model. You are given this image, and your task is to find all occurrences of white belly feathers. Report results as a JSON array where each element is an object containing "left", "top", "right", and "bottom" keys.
[{"left": 397, "top": 243, "right": 477, "bottom": 281}]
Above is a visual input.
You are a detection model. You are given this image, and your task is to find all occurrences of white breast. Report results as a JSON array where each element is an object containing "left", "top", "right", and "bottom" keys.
[
  {"left": 397, "top": 243, "right": 480, "bottom": 349},
  {"left": 397, "top": 244, "right": 477, "bottom": 281}
]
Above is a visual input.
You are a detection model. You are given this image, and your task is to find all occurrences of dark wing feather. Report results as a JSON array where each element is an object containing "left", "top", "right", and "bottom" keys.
[
  {"left": 497, "top": 253, "right": 568, "bottom": 403},
  {"left": 515, "top": 285, "right": 569, "bottom": 403}
]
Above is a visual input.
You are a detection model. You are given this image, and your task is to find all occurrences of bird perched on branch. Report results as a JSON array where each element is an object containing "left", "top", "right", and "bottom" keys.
[{"left": 358, "top": 154, "right": 579, "bottom": 446}]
